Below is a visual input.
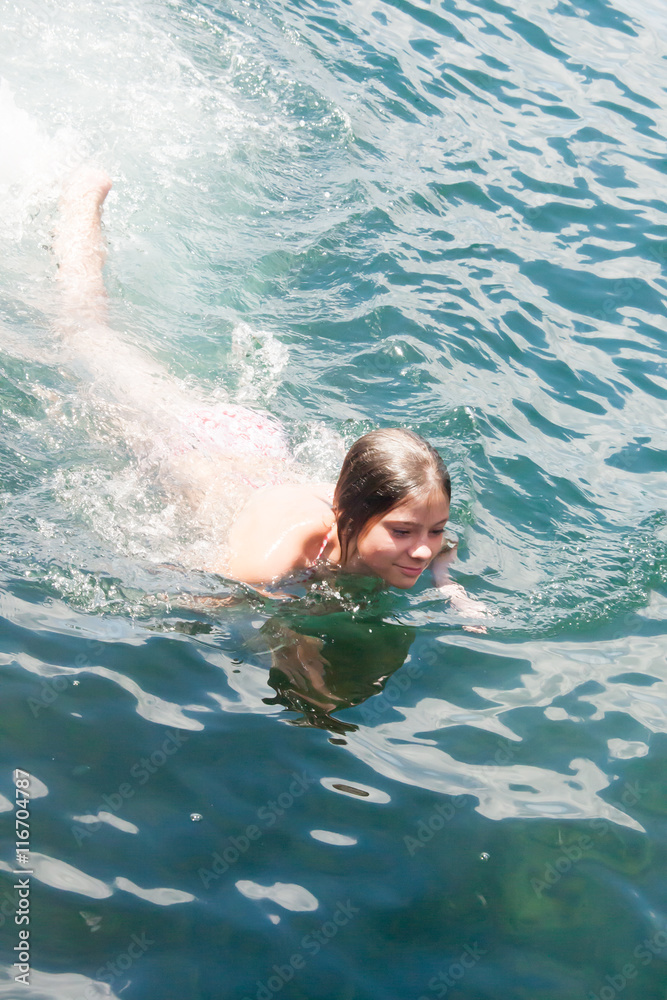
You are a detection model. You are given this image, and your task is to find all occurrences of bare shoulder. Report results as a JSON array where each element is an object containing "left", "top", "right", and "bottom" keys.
[
  {"left": 225, "top": 482, "right": 335, "bottom": 585},
  {"left": 236, "top": 482, "right": 334, "bottom": 517}
]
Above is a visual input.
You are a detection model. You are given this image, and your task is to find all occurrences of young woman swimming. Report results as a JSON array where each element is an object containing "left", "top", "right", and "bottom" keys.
[{"left": 54, "top": 167, "right": 486, "bottom": 623}]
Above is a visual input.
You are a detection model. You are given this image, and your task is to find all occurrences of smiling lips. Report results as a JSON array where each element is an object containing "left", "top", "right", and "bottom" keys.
[{"left": 397, "top": 564, "right": 425, "bottom": 577}]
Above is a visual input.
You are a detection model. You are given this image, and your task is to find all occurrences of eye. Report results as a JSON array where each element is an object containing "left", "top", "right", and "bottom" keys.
[
  {"left": 391, "top": 529, "right": 410, "bottom": 537},
  {"left": 430, "top": 528, "right": 445, "bottom": 536}
]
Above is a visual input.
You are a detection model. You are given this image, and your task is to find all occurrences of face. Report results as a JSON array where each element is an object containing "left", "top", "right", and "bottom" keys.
[{"left": 347, "top": 492, "right": 450, "bottom": 589}]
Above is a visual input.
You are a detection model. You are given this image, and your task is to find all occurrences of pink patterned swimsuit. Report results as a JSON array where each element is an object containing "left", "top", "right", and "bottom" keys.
[
  {"left": 184, "top": 403, "right": 289, "bottom": 462},
  {"left": 175, "top": 402, "right": 289, "bottom": 488}
]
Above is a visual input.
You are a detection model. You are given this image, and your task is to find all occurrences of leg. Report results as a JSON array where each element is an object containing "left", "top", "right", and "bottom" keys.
[
  {"left": 54, "top": 167, "right": 112, "bottom": 327},
  {"left": 53, "top": 169, "right": 252, "bottom": 510},
  {"left": 51, "top": 169, "right": 273, "bottom": 549},
  {"left": 53, "top": 167, "right": 196, "bottom": 421}
]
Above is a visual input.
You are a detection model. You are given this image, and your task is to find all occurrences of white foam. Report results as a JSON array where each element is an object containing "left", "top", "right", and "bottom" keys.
[
  {"left": 0, "top": 79, "right": 82, "bottom": 238},
  {"left": 231, "top": 321, "right": 289, "bottom": 403}
]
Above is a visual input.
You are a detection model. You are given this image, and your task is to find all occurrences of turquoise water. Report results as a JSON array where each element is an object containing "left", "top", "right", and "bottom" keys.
[{"left": 1, "top": 0, "right": 667, "bottom": 997}]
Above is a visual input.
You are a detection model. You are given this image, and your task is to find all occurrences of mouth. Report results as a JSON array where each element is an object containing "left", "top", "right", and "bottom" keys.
[{"left": 396, "top": 565, "right": 424, "bottom": 578}]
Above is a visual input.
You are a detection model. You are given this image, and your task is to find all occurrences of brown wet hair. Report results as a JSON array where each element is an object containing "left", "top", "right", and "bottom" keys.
[{"left": 333, "top": 428, "right": 451, "bottom": 565}]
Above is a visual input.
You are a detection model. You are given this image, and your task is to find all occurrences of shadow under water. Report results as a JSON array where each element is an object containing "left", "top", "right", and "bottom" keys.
[{"left": 258, "top": 611, "right": 416, "bottom": 733}]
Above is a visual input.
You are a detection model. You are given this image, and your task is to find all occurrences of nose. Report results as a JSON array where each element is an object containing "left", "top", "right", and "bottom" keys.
[{"left": 408, "top": 538, "right": 433, "bottom": 562}]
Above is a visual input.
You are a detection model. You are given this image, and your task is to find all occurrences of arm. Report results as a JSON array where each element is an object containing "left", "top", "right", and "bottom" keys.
[
  {"left": 431, "top": 543, "right": 489, "bottom": 632},
  {"left": 267, "top": 626, "right": 342, "bottom": 713}
]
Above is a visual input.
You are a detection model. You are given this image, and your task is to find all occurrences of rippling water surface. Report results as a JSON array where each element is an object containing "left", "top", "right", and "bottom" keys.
[{"left": 1, "top": 0, "right": 666, "bottom": 998}]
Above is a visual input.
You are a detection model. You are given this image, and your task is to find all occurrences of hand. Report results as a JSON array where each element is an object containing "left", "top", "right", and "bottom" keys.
[
  {"left": 430, "top": 548, "right": 489, "bottom": 632},
  {"left": 436, "top": 582, "right": 489, "bottom": 633}
]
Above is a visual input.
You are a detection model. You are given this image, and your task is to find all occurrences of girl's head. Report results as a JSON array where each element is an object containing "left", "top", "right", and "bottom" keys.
[{"left": 333, "top": 428, "right": 451, "bottom": 588}]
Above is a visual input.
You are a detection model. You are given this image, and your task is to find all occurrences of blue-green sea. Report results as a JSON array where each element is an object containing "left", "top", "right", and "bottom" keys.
[{"left": 1, "top": 0, "right": 666, "bottom": 998}]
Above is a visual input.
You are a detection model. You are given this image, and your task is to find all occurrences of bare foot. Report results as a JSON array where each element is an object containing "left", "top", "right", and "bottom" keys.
[{"left": 60, "top": 166, "right": 112, "bottom": 215}]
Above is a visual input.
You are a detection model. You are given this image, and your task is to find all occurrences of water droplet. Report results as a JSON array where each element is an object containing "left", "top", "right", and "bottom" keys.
[
  {"left": 190, "top": 813, "right": 202, "bottom": 822},
  {"left": 480, "top": 852, "right": 490, "bottom": 861}
]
